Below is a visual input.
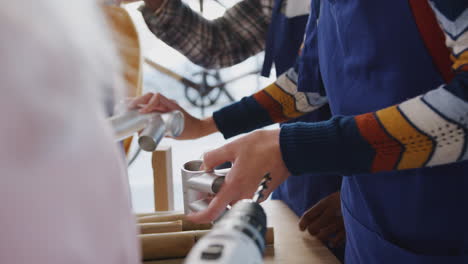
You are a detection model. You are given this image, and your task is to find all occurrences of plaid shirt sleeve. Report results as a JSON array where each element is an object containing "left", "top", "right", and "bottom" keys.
[{"left": 140, "top": 0, "right": 273, "bottom": 68}]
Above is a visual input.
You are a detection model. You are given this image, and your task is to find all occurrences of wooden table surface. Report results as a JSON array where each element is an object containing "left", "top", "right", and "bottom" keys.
[{"left": 144, "top": 200, "right": 340, "bottom": 264}]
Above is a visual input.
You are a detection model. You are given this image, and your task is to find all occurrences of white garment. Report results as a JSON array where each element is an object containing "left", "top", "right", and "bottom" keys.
[{"left": 0, "top": 0, "right": 139, "bottom": 263}]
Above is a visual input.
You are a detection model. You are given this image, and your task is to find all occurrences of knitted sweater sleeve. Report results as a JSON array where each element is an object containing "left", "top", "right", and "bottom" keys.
[
  {"left": 213, "top": 67, "right": 328, "bottom": 138},
  {"left": 279, "top": 1, "right": 468, "bottom": 175}
]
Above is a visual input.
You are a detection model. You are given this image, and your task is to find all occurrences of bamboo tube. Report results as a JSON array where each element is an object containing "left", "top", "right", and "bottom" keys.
[
  {"left": 140, "top": 231, "right": 205, "bottom": 260},
  {"left": 265, "top": 227, "right": 275, "bottom": 245},
  {"left": 137, "top": 213, "right": 212, "bottom": 231},
  {"left": 138, "top": 221, "right": 183, "bottom": 234},
  {"left": 182, "top": 221, "right": 212, "bottom": 231},
  {"left": 136, "top": 211, "right": 181, "bottom": 218},
  {"left": 137, "top": 213, "right": 185, "bottom": 223},
  {"left": 140, "top": 227, "right": 275, "bottom": 260}
]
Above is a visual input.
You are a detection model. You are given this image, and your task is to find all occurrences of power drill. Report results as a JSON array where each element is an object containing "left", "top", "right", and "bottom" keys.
[{"left": 184, "top": 175, "right": 271, "bottom": 264}]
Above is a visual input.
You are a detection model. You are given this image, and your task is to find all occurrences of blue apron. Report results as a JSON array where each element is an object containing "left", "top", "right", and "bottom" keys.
[
  {"left": 261, "top": 0, "right": 308, "bottom": 77},
  {"left": 262, "top": 0, "right": 342, "bottom": 217},
  {"left": 263, "top": 1, "right": 344, "bottom": 260},
  {"left": 299, "top": 0, "right": 468, "bottom": 263}
]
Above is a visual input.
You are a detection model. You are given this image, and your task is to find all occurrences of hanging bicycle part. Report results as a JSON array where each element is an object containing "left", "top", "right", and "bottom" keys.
[{"left": 144, "top": 58, "right": 260, "bottom": 116}]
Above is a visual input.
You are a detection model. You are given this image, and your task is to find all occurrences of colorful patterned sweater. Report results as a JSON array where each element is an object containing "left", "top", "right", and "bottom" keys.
[
  {"left": 213, "top": 68, "right": 327, "bottom": 138},
  {"left": 213, "top": 0, "right": 468, "bottom": 175}
]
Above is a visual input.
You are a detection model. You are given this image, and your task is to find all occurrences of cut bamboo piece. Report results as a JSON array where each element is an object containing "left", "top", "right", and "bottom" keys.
[
  {"left": 138, "top": 221, "right": 183, "bottom": 234},
  {"left": 140, "top": 231, "right": 205, "bottom": 260},
  {"left": 137, "top": 213, "right": 212, "bottom": 231},
  {"left": 182, "top": 221, "right": 213, "bottom": 231},
  {"left": 265, "top": 227, "right": 275, "bottom": 245},
  {"left": 136, "top": 211, "right": 181, "bottom": 218},
  {"left": 137, "top": 213, "right": 185, "bottom": 223},
  {"left": 140, "top": 227, "right": 275, "bottom": 260}
]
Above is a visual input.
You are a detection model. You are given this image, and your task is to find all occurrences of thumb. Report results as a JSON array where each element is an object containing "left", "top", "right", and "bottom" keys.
[
  {"left": 187, "top": 183, "right": 238, "bottom": 223},
  {"left": 201, "top": 145, "right": 234, "bottom": 171}
]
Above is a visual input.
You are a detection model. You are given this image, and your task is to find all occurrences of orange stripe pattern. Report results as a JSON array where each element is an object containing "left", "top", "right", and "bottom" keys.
[
  {"left": 355, "top": 113, "right": 403, "bottom": 172},
  {"left": 253, "top": 82, "right": 306, "bottom": 123},
  {"left": 375, "top": 106, "right": 434, "bottom": 170},
  {"left": 253, "top": 89, "right": 288, "bottom": 123}
]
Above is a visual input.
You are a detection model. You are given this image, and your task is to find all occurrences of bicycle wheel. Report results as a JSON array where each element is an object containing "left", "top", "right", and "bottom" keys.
[{"left": 184, "top": 70, "right": 224, "bottom": 108}]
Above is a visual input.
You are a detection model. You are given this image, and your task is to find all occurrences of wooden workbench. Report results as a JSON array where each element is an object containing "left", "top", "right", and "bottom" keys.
[{"left": 144, "top": 200, "right": 340, "bottom": 264}]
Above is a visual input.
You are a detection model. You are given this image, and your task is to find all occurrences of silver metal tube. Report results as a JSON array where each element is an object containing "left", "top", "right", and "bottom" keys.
[
  {"left": 181, "top": 160, "right": 229, "bottom": 214},
  {"left": 109, "top": 110, "right": 185, "bottom": 151},
  {"left": 187, "top": 173, "right": 225, "bottom": 194},
  {"left": 188, "top": 198, "right": 210, "bottom": 213},
  {"left": 109, "top": 110, "right": 157, "bottom": 141},
  {"left": 138, "top": 115, "right": 166, "bottom": 152},
  {"left": 182, "top": 160, "right": 203, "bottom": 214},
  {"left": 164, "top": 111, "right": 184, "bottom": 137}
]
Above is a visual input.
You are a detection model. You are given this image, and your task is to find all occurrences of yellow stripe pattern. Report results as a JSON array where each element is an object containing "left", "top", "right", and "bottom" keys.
[
  {"left": 376, "top": 106, "right": 434, "bottom": 169},
  {"left": 264, "top": 83, "right": 304, "bottom": 119},
  {"left": 450, "top": 51, "right": 468, "bottom": 71}
]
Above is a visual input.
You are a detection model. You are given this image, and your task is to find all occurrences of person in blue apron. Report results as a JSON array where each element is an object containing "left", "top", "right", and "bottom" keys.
[
  {"left": 263, "top": 0, "right": 341, "bottom": 215},
  {"left": 294, "top": 0, "right": 468, "bottom": 262},
  {"left": 261, "top": 0, "right": 344, "bottom": 258},
  {"left": 134, "top": 0, "right": 345, "bottom": 258},
  {"left": 189, "top": 0, "right": 468, "bottom": 263},
  {"left": 297, "top": 1, "right": 468, "bottom": 262}
]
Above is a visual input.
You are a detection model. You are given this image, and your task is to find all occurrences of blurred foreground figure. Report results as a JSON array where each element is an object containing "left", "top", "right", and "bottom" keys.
[{"left": 0, "top": 0, "right": 140, "bottom": 263}]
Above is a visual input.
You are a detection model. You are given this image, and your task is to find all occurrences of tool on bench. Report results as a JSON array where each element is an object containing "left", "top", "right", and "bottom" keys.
[
  {"left": 109, "top": 109, "right": 184, "bottom": 151},
  {"left": 184, "top": 173, "right": 271, "bottom": 264}
]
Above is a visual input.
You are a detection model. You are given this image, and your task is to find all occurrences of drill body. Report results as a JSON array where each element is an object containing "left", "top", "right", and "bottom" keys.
[{"left": 184, "top": 200, "right": 267, "bottom": 264}]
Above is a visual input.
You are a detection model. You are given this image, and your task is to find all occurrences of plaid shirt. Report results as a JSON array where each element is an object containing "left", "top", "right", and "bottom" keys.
[{"left": 140, "top": 0, "right": 274, "bottom": 69}]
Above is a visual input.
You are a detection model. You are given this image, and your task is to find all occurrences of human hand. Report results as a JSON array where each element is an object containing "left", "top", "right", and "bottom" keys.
[
  {"left": 128, "top": 92, "right": 217, "bottom": 140},
  {"left": 187, "top": 129, "right": 292, "bottom": 223},
  {"left": 298, "top": 192, "right": 345, "bottom": 248}
]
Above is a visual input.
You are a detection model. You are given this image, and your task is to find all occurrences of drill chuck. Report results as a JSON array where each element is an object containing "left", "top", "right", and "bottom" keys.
[{"left": 215, "top": 200, "right": 267, "bottom": 253}]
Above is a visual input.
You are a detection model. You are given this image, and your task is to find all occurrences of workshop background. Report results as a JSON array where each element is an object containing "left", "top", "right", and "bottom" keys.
[{"left": 124, "top": 0, "right": 277, "bottom": 213}]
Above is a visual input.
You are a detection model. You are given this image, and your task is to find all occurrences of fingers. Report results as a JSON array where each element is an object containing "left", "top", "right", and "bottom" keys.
[
  {"left": 130, "top": 93, "right": 180, "bottom": 114},
  {"left": 127, "top": 93, "right": 153, "bottom": 109},
  {"left": 192, "top": 130, "right": 288, "bottom": 223},
  {"left": 305, "top": 209, "right": 337, "bottom": 236},
  {"left": 186, "top": 183, "right": 238, "bottom": 223},
  {"left": 201, "top": 145, "right": 234, "bottom": 171},
  {"left": 315, "top": 221, "right": 344, "bottom": 244},
  {"left": 329, "top": 230, "right": 346, "bottom": 248},
  {"left": 140, "top": 93, "right": 166, "bottom": 113},
  {"left": 299, "top": 201, "right": 326, "bottom": 231},
  {"left": 192, "top": 146, "right": 265, "bottom": 223}
]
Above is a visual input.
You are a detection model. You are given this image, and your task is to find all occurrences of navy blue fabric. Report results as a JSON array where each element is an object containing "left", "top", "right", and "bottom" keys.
[
  {"left": 271, "top": 167, "right": 342, "bottom": 216},
  {"left": 342, "top": 196, "right": 468, "bottom": 263},
  {"left": 297, "top": 0, "right": 322, "bottom": 93},
  {"left": 430, "top": 0, "right": 467, "bottom": 21},
  {"left": 299, "top": 0, "right": 468, "bottom": 262},
  {"left": 262, "top": 2, "right": 343, "bottom": 260},
  {"left": 261, "top": 0, "right": 309, "bottom": 77},
  {"left": 280, "top": 116, "right": 376, "bottom": 175},
  {"left": 213, "top": 96, "right": 273, "bottom": 139},
  {"left": 262, "top": 0, "right": 341, "bottom": 218}
]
